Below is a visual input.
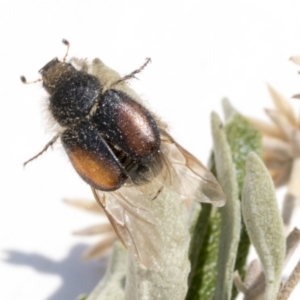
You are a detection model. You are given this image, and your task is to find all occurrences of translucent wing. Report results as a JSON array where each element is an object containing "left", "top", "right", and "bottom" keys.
[
  {"left": 92, "top": 184, "right": 163, "bottom": 270},
  {"left": 160, "top": 129, "right": 226, "bottom": 207}
]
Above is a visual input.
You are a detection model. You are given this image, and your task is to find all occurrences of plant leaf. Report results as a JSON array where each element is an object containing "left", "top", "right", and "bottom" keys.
[
  {"left": 242, "top": 152, "right": 285, "bottom": 300},
  {"left": 125, "top": 187, "right": 191, "bottom": 300},
  {"left": 186, "top": 205, "right": 221, "bottom": 300},
  {"left": 86, "top": 241, "right": 126, "bottom": 300},
  {"left": 224, "top": 109, "right": 262, "bottom": 300},
  {"left": 211, "top": 112, "right": 241, "bottom": 300},
  {"left": 222, "top": 98, "right": 238, "bottom": 121}
]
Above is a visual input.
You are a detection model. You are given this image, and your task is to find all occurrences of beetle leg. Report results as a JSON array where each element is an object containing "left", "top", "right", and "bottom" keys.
[
  {"left": 112, "top": 57, "right": 151, "bottom": 86},
  {"left": 23, "top": 133, "right": 60, "bottom": 166}
]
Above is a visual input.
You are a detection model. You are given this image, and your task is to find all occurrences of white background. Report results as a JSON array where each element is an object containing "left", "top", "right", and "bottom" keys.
[{"left": 1, "top": 1, "right": 300, "bottom": 299}]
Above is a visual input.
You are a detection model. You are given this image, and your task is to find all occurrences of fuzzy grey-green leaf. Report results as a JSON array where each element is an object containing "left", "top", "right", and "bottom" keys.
[
  {"left": 211, "top": 112, "right": 241, "bottom": 300},
  {"left": 223, "top": 102, "right": 262, "bottom": 300},
  {"left": 242, "top": 152, "right": 285, "bottom": 300},
  {"left": 222, "top": 98, "right": 238, "bottom": 121},
  {"left": 86, "top": 241, "right": 126, "bottom": 300},
  {"left": 125, "top": 187, "right": 190, "bottom": 300}
]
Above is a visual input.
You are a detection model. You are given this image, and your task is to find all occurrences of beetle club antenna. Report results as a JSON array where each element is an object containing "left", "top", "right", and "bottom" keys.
[
  {"left": 62, "top": 39, "right": 70, "bottom": 62},
  {"left": 21, "top": 39, "right": 70, "bottom": 83},
  {"left": 20, "top": 76, "right": 42, "bottom": 84}
]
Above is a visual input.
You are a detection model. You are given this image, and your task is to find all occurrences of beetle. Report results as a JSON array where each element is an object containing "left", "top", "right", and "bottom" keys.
[{"left": 22, "top": 40, "right": 226, "bottom": 269}]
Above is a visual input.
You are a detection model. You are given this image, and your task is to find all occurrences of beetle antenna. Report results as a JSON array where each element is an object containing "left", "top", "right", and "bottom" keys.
[
  {"left": 20, "top": 76, "right": 42, "bottom": 84},
  {"left": 62, "top": 39, "right": 70, "bottom": 62},
  {"left": 23, "top": 134, "right": 60, "bottom": 166}
]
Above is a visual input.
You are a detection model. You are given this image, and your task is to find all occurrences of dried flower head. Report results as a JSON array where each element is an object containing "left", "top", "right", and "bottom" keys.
[
  {"left": 247, "top": 85, "right": 300, "bottom": 230},
  {"left": 248, "top": 85, "right": 300, "bottom": 187}
]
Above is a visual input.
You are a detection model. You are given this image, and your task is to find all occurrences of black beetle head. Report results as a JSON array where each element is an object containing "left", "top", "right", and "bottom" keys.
[{"left": 39, "top": 58, "right": 75, "bottom": 94}]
